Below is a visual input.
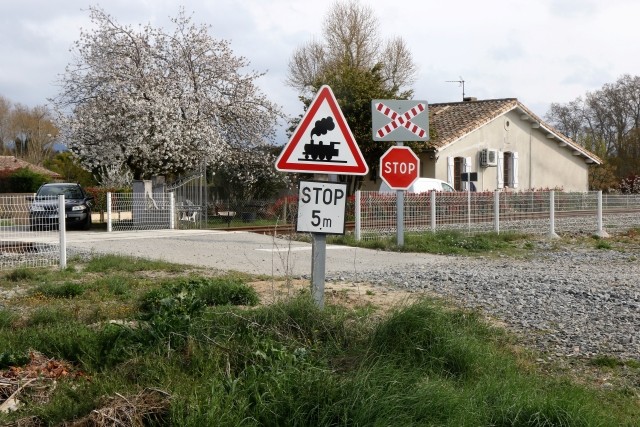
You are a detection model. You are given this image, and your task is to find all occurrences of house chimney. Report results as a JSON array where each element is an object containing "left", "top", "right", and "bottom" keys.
[{"left": 463, "top": 96, "right": 477, "bottom": 102}]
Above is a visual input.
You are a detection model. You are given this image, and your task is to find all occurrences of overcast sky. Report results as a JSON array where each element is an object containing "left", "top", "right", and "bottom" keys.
[{"left": 1, "top": 0, "right": 638, "bottom": 145}]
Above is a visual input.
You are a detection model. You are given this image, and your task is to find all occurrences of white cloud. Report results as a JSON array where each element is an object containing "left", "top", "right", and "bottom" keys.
[{"left": 0, "top": 0, "right": 638, "bottom": 138}]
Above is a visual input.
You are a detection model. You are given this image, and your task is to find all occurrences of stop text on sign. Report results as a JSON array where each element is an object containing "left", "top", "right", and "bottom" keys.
[
  {"left": 300, "top": 186, "right": 345, "bottom": 205},
  {"left": 297, "top": 180, "right": 347, "bottom": 235},
  {"left": 383, "top": 161, "right": 416, "bottom": 175}
]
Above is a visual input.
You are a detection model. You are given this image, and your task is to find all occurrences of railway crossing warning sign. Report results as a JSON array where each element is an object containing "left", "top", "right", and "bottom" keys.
[
  {"left": 371, "top": 100, "right": 430, "bottom": 142},
  {"left": 276, "top": 85, "right": 369, "bottom": 175}
]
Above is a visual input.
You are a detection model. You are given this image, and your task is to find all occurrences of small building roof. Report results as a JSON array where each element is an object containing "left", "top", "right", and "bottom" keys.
[
  {"left": 428, "top": 98, "right": 602, "bottom": 165},
  {"left": 0, "top": 156, "right": 62, "bottom": 178}
]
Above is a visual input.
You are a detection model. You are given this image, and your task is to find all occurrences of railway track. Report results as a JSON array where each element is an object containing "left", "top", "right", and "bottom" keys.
[{"left": 218, "top": 221, "right": 357, "bottom": 235}]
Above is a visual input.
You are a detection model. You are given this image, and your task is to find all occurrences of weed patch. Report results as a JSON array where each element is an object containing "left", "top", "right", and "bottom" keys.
[{"left": 31, "top": 282, "right": 85, "bottom": 299}]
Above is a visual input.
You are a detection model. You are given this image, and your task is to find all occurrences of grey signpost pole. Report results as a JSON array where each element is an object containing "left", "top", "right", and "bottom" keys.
[
  {"left": 396, "top": 142, "right": 405, "bottom": 246},
  {"left": 311, "top": 233, "right": 326, "bottom": 309}
]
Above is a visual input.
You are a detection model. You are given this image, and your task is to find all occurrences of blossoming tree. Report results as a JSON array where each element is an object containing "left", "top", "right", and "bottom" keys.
[{"left": 53, "top": 7, "right": 282, "bottom": 181}]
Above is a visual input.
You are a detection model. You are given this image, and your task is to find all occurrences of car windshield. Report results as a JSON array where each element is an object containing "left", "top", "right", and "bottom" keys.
[{"left": 37, "top": 185, "right": 83, "bottom": 199}]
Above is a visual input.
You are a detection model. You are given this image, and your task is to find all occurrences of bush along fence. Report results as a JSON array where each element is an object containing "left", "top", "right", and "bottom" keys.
[{"left": 354, "top": 190, "right": 640, "bottom": 241}]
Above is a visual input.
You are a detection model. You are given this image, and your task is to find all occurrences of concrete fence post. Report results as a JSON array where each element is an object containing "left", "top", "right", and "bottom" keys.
[
  {"left": 548, "top": 190, "right": 559, "bottom": 239},
  {"left": 494, "top": 190, "right": 500, "bottom": 234},
  {"left": 58, "top": 195, "right": 66, "bottom": 269},
  {"left": 430, "top": 190, "right": 436, "bottom": 232},
  {"left": 595, "top": 190, "right": 610, "bottom": 238},
  {"left": 169, "top": 192, "right": 175, "bottom": 230},
  {"left": 107, "top": 192, "right": 112, "bottom": 233}
]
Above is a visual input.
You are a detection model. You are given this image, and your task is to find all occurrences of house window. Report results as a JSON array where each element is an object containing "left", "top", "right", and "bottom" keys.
[{"left": 503, "top": 152, "right": 512, "bottom": 188}]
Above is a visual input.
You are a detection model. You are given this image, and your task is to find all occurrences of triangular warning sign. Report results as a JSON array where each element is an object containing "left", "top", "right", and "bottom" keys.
[{"left": 275, "top": 85, "right": 369, "bottom": 175}]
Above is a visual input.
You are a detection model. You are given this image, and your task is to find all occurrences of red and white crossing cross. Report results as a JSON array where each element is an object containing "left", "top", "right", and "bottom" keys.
[
  {"left": 375, "top": 102, "right": 427, "bottom": 139},
  {"left": 371, "top": 100, "right": 430, "bottom": 142}
]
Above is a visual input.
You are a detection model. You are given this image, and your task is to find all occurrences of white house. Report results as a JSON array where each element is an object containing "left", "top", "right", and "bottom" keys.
[{"left": 365, "top": 98, "right": 602, "bottom": 192}]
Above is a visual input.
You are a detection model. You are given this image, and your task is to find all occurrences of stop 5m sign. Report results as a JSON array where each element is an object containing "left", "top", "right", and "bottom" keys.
[{"left": 380, "top": 146, "right": 420, "bottom": 190}]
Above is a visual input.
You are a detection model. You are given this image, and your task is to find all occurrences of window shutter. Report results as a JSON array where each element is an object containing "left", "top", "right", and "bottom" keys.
[
  {"left": 464, "top": 156, "right": 472, "bottom": 191},
  {"left": 447, "top": 157, "right": 454, "bottom": 185},
  {"left": 497, "top": 151, "right": 504, "bottom": 189},
  {"left": 512, "top": 152, "right": 519, "bottom": 189}
]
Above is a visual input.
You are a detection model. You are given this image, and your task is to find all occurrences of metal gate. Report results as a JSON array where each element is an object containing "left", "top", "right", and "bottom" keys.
[{"left": 168, "top": 170, "right": 205, "bottom": 229}]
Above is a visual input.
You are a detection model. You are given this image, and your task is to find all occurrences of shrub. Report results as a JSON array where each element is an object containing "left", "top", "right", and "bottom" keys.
[
  {"left": 619, "top": 174, "right": 640, "bottom": 194},
  {"left": 0, "top": 167, "right": 50, "bottom": 193}
]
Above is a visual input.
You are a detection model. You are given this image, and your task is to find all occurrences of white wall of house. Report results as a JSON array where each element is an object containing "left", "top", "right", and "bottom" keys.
[{"left": 424, "top": 110, "right": 590, "bottom": 192}]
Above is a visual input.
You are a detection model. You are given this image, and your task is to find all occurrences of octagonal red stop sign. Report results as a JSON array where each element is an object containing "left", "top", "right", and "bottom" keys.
[{"left": 380, "top": 146, "right": 420, "bottom": 190}]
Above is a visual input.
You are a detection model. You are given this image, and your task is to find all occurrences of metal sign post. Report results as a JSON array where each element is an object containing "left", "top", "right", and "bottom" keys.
[
  {"left": 372, "top": 99, "right": 429, "bottom": 248},
  {"left": 297, "top": 179, "right": 348, "bottom": 308},
  {"left": 395, "top": 142, "right": 405, "bottom": 246}
]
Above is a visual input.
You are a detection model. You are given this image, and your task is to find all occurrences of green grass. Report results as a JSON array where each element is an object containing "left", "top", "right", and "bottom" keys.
[
  {"left": 332, "top": 230, "right": 531, "bottom": 255},
  {"left": 0, "top": 255, "right": 638, "bottom": 426}
]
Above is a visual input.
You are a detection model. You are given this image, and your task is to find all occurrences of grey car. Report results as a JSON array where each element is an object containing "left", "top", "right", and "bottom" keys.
[{"left": 29, "top": 183, "right": 94, "bottom": 230}]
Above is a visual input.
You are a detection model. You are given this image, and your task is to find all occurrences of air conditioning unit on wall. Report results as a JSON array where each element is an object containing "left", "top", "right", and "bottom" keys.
[{"left": 480, "top": 148, "right": 498, "bottom": 167}]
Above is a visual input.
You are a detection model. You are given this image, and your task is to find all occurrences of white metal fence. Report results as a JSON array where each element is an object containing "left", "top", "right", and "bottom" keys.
[
  {"left": 107, "top": 192, "right": 175, "bottom": 232},
  {"left": 355, "top": 190, "right": 640, "bottom": 240},
  {"left": 3, "top": 189, "right": 640, "bottom": 271},
  {"left": 0, "top": 195, "right": 66, "bottom": 270}
]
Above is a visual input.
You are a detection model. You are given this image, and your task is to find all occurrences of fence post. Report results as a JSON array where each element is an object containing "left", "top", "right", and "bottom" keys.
[
  {"left": 494, "top": 190, "right": 500, "bottom": 234},
  {"left": 354, "top": 190, "right": 361, "bottom": 241},
  {"left": 169, "top": 192, "right": 175, "bottom": 230},
  {"left": 58, "top": 195, "right": 66, "bottom": 269},
  {"left": 548, "top": 190, "right": 559, "bottom": 239},
  {"left": 107, "top": 192, "right": 112, "bottom": 232},
  {"left": 595, "top": 190, "right": 610, "bottom": 238},
  {"left": 430, "top": 190, "right": 436, "bottom": 232}
]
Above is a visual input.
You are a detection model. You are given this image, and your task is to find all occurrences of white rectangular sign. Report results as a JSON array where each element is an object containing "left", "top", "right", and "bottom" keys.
[{"left": 296, "top": 180, "right": 347, "bottom": 235}]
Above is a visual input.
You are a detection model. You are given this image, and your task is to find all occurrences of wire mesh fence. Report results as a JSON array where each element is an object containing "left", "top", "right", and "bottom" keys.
[
  {"left": 357, "top": 190, "right": 640, "bottom": 241},
  {"left": 108, "top": 192, "right": 173, "bottom": 232},
  {"left": 0, "top": 194, "right": 61, "bottom": 269}
]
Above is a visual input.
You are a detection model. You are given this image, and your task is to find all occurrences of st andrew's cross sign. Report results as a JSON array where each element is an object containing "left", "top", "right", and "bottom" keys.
[{"left": 371, "top": 100, "right": 430, "bottom": 142}]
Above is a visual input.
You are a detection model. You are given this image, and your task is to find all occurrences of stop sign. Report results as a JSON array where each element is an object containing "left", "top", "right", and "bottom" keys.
[{"left": 380, "top": 146, "right": 420, "bottom": 190}]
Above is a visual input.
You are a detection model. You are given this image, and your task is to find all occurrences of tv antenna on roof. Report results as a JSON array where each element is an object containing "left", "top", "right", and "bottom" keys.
[{"left": 446, "top": 77, "right": 465, "bottom": 101}]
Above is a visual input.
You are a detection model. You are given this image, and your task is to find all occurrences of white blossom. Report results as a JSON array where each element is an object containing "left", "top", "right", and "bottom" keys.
[{"left": 52, "top": 7, "right": 282, "bottom": 180}]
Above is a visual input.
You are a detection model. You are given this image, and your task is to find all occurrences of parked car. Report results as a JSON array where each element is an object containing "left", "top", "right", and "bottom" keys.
[
  {"left": 28, "top": 183, "right": 94, "bottom": 230},
  {"left": 379, "top": 178, "right": 455, "bottom": 193}
]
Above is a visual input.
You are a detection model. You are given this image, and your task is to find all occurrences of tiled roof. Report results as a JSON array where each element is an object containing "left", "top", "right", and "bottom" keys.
[
  {"left": 428, "top": 98, "right": 602, "bottom": 164},
  {"left": 0, "top": 156, "right": 62, "bottom": 178}
]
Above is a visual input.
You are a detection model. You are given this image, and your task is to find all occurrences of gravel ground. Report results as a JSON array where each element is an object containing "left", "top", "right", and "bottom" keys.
[{"left": 326, "top": 242, "right": 640, "bottom": 361}]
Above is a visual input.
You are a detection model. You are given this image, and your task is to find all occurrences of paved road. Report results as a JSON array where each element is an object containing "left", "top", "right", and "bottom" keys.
[{"left": 63, "top": 229, "right": 448, "bottom": 277}]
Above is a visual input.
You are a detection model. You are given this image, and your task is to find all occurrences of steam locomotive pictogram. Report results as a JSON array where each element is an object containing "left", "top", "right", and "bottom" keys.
[
  {"left": 301, "top": 116, "right": 341, "bottom": 162},
  {"left": 303, "top": 140, "right": 340, "bottom": 161}
]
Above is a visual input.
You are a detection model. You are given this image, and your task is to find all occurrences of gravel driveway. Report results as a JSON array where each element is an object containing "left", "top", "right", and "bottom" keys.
[{"left": 326, "top": 242, "right": 640, "bottom": 361}]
